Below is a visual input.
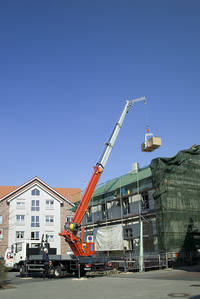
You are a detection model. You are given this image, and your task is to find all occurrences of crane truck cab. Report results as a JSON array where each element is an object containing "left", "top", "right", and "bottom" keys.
[{"left": 11, "top": 234, "right": 53, "bottom": 270}]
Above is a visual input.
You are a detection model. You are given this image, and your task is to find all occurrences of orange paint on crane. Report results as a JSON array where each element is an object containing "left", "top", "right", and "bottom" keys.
[
  {"left": 59, "top": 165, "right": 103, "bottom": 256},
  {"left": 73, "top": 166, "right": 103, "bottom": 225}
]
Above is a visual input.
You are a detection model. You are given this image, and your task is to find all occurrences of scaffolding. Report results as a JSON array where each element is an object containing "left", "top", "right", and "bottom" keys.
[
  {"left": 79, "top": 145, "right": 200, "bottom": 268},
  {"left": 150, "top": 144, "right": 200, "bottom": 257},
  {"left": 80, "top": 165, "right": 157, "bottom": 272}
]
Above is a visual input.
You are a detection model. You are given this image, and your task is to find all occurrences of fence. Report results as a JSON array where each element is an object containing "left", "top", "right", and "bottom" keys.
[{"left": 110, "top": 253, "right": 172, "bottom": 272}]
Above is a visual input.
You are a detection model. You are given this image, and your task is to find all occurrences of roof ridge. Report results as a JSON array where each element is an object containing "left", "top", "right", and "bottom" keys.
[{"left": 94, "top": 165, "right": 151, "bottom": 188}]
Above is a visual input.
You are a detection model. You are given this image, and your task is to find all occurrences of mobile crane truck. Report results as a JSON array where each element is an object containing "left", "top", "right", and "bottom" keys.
[{"left": 15, "top": 97, "right": 146, "bottom": 278}]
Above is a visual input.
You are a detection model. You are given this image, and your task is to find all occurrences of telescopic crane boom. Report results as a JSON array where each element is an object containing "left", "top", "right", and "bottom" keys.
[{"left": 59, "top": 97, "right": 146, "bottom": 256}]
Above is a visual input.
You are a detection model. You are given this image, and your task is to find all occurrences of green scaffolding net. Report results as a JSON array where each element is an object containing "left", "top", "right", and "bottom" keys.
[{"left": 150, "top": 145, "right": 200, "bottom": 253}]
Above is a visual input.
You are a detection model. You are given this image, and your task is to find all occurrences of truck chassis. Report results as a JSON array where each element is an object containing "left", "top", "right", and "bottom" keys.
[{"left": 18, "top": 254, "right": 112, "bottom": 278}]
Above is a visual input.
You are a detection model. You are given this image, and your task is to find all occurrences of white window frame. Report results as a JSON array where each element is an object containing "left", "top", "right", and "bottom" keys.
[
  {"left": 45, "top": 215, "right": 54, "bottom": 225},
  {"left": 16, "top": 200, "right": 25, "bottom": 210},
  {"left": 31, "top": 216, "right": 40, "bottom": 227},
  {"left": 16, "top": 215, "right": 25, "bottom": 225},
  {"left": 0, "top": 215, "right": 2, "bottom": 224},
  {"left": 46, "top": 199, "right": 54, "bottom": 209},
  {"left": 31, "top": 231, "right": 39, "bottom": 240},
  {"left": 16, "top": 231, "right": 24, "bottom": 240},
  {"left": 31, "top": 200, "right": 40, "bottom": 211},
  {"left": 31, "top": 188, "right": 40, "bottom": 196}
]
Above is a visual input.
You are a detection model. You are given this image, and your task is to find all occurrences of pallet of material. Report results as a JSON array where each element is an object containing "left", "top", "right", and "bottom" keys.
[{"left": 141, "top": 137, "right": 162, "bottom": 152}]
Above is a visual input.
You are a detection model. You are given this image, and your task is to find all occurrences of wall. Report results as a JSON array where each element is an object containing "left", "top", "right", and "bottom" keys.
[
  {"left": 0, "top": 200, "right": 9, "bottom": 257},
  {"left": 60, "top": 200, "right": 73, "bottom": 254},
  {"left": 83, "top": 189, "right": 155, "bottom": 225},
  {"left": 9, "top": 184, "right": 62, "bottom": 254},
  {"left": 82, "top": 189, "right": 157, "bottom": 257}
]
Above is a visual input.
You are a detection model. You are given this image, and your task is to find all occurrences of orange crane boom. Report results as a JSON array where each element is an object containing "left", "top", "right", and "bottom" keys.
[{"left": 59, "top": 97, "right": 146, "bottom": 256}]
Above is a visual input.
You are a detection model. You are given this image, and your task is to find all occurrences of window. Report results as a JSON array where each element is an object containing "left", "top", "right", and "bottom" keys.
[
  {"left": 45, "top": 215, "right": 54, "bottom": 224},
  {"left": 0, "top": 229, "right": 3, "bottom": 239},
  {"left": 64, "top": 216, "right": 73, "bottom": 230},
  {"left": 31, "top": 216, "right": 40, "bottom": 227},
  {"left": 0, "top": 215, "right": 2, "bottom": 224},
  {"left": 66, "top": 215, "right": 73, "bottom": 223},
  {"left": 16, "top": 243, "right": 22, "bottom": 253},
  {"left": 31, "top": 200, "right": 40, "bottom": 211},
  {"left": 31, "top": 243, "right": 40, "bottom": 248},
  {"left": 141, "top": 192, "right": 149, "bottom": 210},
  {"left": 31, "top": 231, "right": 39, "bottom": 240},
  {"left": 102, "top": 203, "right": 108, "bottom": 219},
  {"left": 46, "top": 199, "right": 54, "bottom": 209},
  {"left": 16, "top": 200, "right": 25, "bottom": 209},
  {"left": 113, "top": 190, "right": 120, "bottom": 199},
  {"left": 86, "top": 207, "right": 92, "bottom": 222},
  {"left": 124, "top": 228, "right": 133, "bottom": 239},
  {"left": 16, "top": 215, "right": 25, "bottom": 225},
  {"left": 116, "top": 199, "right": 121, "bottom": 207},
  {"left": 16, "top": 231, "right": 24, "bottom": 240},
  {"left": 31, "top": 188, "right": 40, "bottom": 196},
  {"left": 46, "top": 232, "right": 54, "bottom": 242},
  {"left": 123, "top": 198, "right": 130, "bottom": 215}
]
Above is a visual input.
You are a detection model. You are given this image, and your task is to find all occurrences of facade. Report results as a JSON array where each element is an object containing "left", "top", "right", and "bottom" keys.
[
  {"left": 150, "top": 144, "right": 200, "bottom": 257},
  {"left": 0, "top": 177, "right": 81, "bottom": 257},
  {"left": 82, "top": 165, "right": 158, "bottom": 258},
  {"left": 1, "top": 146, "right": 198, "bottom": 264},
  {"left": 82, "top": 145, "right": 200, "bottom": 263}
]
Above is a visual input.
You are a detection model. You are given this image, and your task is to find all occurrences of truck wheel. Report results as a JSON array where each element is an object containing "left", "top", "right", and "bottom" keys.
[
  {"left": 19, "top": 265, "right": 26, "bottom": 277},
  {"left": 54, "top": 266, "right": 62, "bottom": 278}
]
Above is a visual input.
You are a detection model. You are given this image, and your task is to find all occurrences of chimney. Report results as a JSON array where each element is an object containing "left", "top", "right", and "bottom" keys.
[{"left": 131, "top": 162, "right": 139, "bottom": 173}]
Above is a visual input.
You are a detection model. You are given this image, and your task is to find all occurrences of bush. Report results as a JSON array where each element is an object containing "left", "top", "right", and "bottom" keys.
[{"left": 0, "top": 260, "right": 7, "bottom": 283}]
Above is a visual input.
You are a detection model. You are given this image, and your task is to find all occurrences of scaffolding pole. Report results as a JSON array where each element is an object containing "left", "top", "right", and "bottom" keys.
[{"left": 139, "top": 213, "right": 144, "bottom": 272}]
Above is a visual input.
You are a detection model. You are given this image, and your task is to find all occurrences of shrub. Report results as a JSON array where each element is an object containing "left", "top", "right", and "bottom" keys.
[{"left": 0, "top": 260, "right": 7, "bottom": 283}]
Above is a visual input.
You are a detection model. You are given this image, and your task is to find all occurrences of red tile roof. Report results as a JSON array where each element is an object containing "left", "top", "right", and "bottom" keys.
[
  {"left": 53, "top": 188, "right": 81, "bottom": 203},
  {"left": 0, "top": 185, "right": 81, "bottom": 203},
  {"left": 0, "top": 186, "right": 18, "bottom": 199}
]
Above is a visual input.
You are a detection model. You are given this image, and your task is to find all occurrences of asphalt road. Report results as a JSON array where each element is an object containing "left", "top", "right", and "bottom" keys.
[{"left": 1, "top": 266, "right": 200, "bottom": 299}]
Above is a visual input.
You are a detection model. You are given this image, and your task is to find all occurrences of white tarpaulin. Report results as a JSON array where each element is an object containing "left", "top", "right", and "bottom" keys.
[{"left": 94, "top": 224, "right": 124, "bottom": 251}]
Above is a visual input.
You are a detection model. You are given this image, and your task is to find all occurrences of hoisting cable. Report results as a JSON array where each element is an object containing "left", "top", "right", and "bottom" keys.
[
  {"left": 144, "top": 98, "right": 154, "bottom": 148},
  {"left": 144, "top": 98, "right": 150, "bottom": 134}
]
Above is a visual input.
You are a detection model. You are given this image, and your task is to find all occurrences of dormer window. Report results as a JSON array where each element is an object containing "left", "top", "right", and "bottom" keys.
[{"left": 32, "top": 189, "right": 40, "bottom": 196}]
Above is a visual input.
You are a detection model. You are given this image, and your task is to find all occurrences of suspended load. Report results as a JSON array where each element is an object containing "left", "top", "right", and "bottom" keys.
[{"left": 141, "top": 127, "right": 161, "bottom": 152}]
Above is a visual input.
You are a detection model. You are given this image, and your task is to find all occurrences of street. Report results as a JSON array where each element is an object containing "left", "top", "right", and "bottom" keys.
[{"left": 1, "top": 266, "right": 200, "bottom": 299}]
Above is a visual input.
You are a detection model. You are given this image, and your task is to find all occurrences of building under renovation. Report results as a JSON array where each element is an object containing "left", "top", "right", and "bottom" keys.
[{"left": 82, "top": 145, "right": 200, "bottom": 267}]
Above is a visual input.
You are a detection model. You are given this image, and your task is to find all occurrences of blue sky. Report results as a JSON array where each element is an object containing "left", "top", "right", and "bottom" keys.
[{"left": 0, "top": 0, "right": 199, "bottom": 192}]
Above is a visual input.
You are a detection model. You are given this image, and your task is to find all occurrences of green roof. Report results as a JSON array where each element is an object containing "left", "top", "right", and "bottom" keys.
[
  {"left": 70, "top": 166, "right": 152, "bottom": 211},
  {"left": 93, "top": 166, "right": 152, "bottom": 198}
]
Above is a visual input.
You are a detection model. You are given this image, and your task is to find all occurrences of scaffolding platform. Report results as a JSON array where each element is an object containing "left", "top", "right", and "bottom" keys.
[{"left": 141, "top": 137, "right": 162, "bottom": 152}]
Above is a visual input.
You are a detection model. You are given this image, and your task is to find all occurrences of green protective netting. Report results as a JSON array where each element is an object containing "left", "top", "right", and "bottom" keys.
[{"left": 150, "top": 145, "right": 200, "bottom": 253}]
